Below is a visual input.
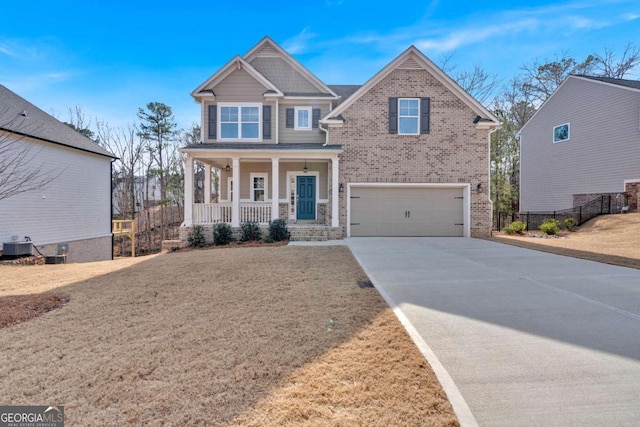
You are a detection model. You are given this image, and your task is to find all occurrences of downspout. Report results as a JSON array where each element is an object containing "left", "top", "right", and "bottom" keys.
[
  {"left": 319, "top": 121, "right": 329, "bottom": 146},
  {"left": 321, "top": 101, "right": 332, "bottom": 146}
]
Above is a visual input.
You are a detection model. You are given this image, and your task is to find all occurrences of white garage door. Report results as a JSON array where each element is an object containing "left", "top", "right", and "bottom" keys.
[{"left": 350, "top": 186, "right": 465, "bottom": 237}]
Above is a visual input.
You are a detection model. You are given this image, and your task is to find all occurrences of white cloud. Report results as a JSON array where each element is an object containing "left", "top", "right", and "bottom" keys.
[
  {"left": 282, "top": 28, "right": 317, "bottom": 54},
  {"left": 416, "top": 19, "right": 540, "bottom": 53},
  {"left": 0, "top": 45, "right": 14, "bottom": 56},
  {"left": 324, "top": 0, "right": 639, "bottom": 56}
]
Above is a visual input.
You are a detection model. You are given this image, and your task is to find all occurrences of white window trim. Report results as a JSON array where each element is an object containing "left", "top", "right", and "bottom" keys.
[
  {"left": 294, "top": 106, "right": 313, "bottom": 131},
  {"left": 250, "top": 173, "right": 269, "bottom": 202},
  {"left": 553, "top": 122, "right": 570, "bottom": 143},
  {"left": 398, "top": 98, "right": 420, "bottom": 136},
  {"left": 217, "top": 102, "right": 263, "bottom": 142}
]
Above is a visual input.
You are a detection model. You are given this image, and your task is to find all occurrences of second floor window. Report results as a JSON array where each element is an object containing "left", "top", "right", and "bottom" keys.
[
  {"left": 398, "top": 98, "right": 419, "bottom": 135},
  {"left": 295, "top": 107, "right": 312, "bottom": 130},
  {"left": 219, "top": 104, "right": 261, "bottom": 140}
]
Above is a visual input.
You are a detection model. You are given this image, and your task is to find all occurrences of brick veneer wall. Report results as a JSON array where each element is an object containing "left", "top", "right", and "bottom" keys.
[
  {"left": 328, "top": 68, "right": 492, "bottom": 237},
  {"left": 624, "top": 182, "right": 640, "bottom": 212}
]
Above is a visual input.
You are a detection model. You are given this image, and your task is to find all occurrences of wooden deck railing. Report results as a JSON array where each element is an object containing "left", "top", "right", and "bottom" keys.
[{"left": 112, "top": 220, "right": 136, "bottom": 257}]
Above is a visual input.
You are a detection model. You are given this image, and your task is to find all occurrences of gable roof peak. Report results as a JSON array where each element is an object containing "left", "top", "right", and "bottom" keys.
[
  {"left": 191, "top": 54, "right": 283, "bottom": 98},
  {"left": 243, "top": 36, "right": 338, "bottom": 98},
  {"left": 323, "top": 44, "right": 499, "bottom": 127}
]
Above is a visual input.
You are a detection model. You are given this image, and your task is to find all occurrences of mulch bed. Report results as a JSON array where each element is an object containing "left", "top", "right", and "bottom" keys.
[{"left": 0, "top": 293, "right": 69, "bottom": 328}]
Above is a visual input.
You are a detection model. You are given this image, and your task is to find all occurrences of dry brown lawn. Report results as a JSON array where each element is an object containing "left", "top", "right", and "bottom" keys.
[
  {"left": 492, "top": 213, "right": 640, "bottom": 269},
  {"left": 0, "top": 246, "right": 458, "bottom": 426}
]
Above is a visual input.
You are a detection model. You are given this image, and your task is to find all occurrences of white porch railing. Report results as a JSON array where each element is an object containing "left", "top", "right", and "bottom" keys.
[{"left": 192, "top": 202, "right": 272, "bottom": 224}]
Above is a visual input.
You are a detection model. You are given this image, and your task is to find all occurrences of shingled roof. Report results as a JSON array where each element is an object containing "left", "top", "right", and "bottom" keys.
[
  {"left": 328, "top": 85, "right": 362, "bottom": 105},
  {"left": 0, "top": 85, "right": 114, "bottom": 158},
  {"left": 573, "top": 75, "right": 640, "bottom": 90}
]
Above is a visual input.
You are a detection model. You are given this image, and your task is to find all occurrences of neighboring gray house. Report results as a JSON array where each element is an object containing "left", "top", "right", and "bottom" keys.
[
  {"left": 180, "top": 37, "right": 499, "bottom": 241},
  {"left": 520, "top": 75, "right": 640, "bottom": 212},
  {"left": 0, "top": 85, "right": 115, "bottom": 262}
]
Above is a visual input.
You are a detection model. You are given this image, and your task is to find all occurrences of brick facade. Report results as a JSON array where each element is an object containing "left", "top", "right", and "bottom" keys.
[
  {"left": 624, "top": 182, "right": 640, "bottom": 212},
  {"left": 328, "top": 68, "right": 493, "bottom": 237}
]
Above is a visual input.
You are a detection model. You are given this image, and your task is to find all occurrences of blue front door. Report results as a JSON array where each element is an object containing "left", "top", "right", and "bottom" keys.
[{"left": 296, "top": 176, "right": 316, "bottom": 220}]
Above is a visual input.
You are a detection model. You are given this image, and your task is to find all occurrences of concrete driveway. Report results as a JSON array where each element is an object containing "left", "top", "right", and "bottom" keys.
[{"left": 346, "top": 237, "right": 640, "bottom": 427}]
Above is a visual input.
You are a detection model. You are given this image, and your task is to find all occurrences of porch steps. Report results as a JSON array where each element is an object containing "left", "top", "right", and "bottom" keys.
[{"left": 288, "top": 225, "right": 329, "bottom": 242}]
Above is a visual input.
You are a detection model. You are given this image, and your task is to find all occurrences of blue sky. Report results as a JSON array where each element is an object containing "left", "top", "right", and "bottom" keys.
[{"left": 1, "top": 0, "right": 638, "bottom": 132}]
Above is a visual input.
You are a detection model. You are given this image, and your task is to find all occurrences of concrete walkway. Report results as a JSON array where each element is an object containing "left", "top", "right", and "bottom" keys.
[{"left": 346, "top": 237, "right": 640, "bottom": 427}]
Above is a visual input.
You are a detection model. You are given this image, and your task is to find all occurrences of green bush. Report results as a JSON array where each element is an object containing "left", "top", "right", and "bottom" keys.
[
  {"left": 241, "top": 222, "right": 262, "bottom": 241},
  {"left": 262, "top": 236, "right": 275, "bottom": 244},
  {"left": 213, "top": 223, "right": 234, "bottom": 245},
  {"left": 268, "top": 219, "right": 290, "bottom": 242},
  {"left": 503, "top": 220, "right": 527, "bottom": 235},
  {"left": 187, "top": 225, "right": 206, "bottom": 248},
  {"left": 564, "top": 217, "right": 578, "bottom": 231},
  {"left": 539, "top": 218, "right": 559, "bottom": 235}
]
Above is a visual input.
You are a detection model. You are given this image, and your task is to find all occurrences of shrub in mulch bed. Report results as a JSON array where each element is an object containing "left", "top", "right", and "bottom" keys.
[{"left": 0, "top": 293, "right": 69, "bottom": 328}]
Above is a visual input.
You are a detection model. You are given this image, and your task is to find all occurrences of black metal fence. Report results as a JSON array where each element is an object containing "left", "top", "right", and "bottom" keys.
[{"left": 494, "top": 194, "right": 617, "bottom": 232}]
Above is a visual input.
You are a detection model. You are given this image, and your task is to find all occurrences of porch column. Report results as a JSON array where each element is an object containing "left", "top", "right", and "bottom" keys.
[
  {"left": 184, "top": 154, "right": 194, "bottom": 226},
  {"left": 231, "top": 157, "right": 240, "bottom": 227},
  {"left": 331, "top": 156, "right": 339, "bottom": 227},
  {"left": 271, "top": 157, "right": 280, "bottom": 221},
  {"left": 204, "top": 163, "right": 211, "bottom": 204}
]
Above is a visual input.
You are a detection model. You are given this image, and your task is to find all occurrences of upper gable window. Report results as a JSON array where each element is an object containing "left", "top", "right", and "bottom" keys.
[
  {"left": 398, "top": 99, "right": 420, "bottom": 135},
  {"left": 389, "top": 97, "right": 430, "bottom": 135},
  {"left": 219, "top": 103, "right": 261, "bottom": 140},
  {"left": 295, "top": 107, "right": 312, "bottom": 130},
  {"left": 553, "top": 123, "right": 570, "bottom": 143}
]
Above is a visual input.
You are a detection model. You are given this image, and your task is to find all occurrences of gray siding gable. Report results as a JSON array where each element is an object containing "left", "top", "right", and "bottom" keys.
[
  {"left": 249, "top": 57, "right": 323, "bottom": 94},
  {"left": 520, "top": 76, "right": 640, "bottom": 211},
  {"left": 211, "top": 68, "right": 270, "bottom": 102}
]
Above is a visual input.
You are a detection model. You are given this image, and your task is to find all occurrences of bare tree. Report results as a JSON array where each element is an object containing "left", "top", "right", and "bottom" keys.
[
  {"left": 137, "top": 102, "right": 178, "bottom": 243},
  {"left": 454, "top": 65, "right": 501, "bottom": 105},
  {"left": 440, "top": 54, "right": 501, "bottom": 104},
  {"left": 490, "top": 78, "right": 537, "bottom": 214},
  {"left": 520, "top": 51, "right": 596, "bottom": 103},
  {"left": 593, "top": 43, "right": 640, "bottom": 78},
  {"left": 98, "top": 121, "right": 144, "bottom": 219},
  {"left": 0, "top": 111, "right": 63, "bottom": 201}
]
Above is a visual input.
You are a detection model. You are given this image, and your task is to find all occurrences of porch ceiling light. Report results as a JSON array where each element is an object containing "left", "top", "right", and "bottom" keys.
[
  {"left": 303, "top": 159, "right": 308, "bottom": 173},
  {"left": 225, "top": 160, "right": 231, "bottom": 172}
]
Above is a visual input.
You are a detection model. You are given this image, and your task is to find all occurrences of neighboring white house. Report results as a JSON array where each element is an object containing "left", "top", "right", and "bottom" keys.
[
  {"left": 0, "top": 85, "right": 115, "bottom": 262},
  {"left": 520, "top": 75, "right": 640, "bottom": 212}
]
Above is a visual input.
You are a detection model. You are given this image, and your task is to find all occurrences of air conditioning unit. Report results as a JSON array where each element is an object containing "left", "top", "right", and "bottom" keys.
[{"left": 3, "top": 242, "right": 33, "bottom": 256}]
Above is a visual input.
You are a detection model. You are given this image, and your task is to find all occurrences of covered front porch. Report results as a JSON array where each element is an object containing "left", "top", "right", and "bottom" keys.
[{"left": 181, "top": 144, "right": 342, "bottom": 232}]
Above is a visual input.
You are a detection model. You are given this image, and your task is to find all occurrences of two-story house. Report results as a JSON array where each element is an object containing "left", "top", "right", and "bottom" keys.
[
  {"left": 0, "top": 85, "right": 115, "bottom": 262},
  {"left": 180, "top": 37, "right": 498, "bottom": 241},
  {"left": 520, "top": 75, "right": 640, "bottom": 212}
]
